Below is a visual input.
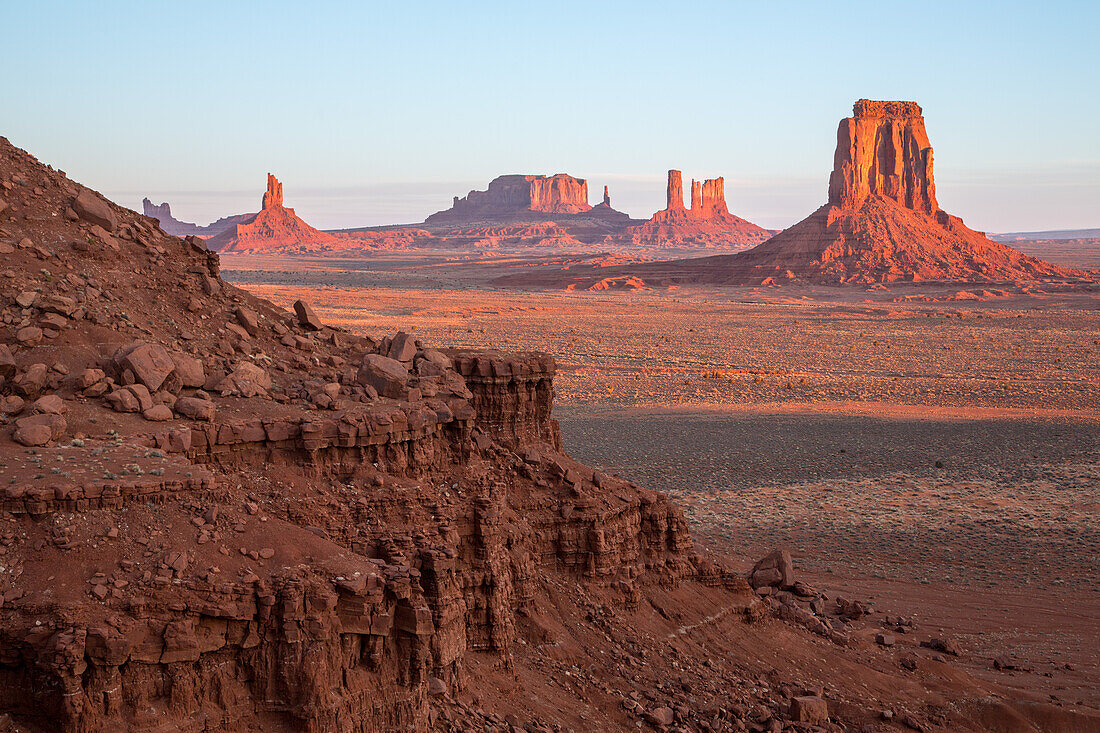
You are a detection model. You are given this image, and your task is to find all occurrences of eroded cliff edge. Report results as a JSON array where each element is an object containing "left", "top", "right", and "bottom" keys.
[{"left": 0, "top": 137, "right": 699, "bottom": 732}]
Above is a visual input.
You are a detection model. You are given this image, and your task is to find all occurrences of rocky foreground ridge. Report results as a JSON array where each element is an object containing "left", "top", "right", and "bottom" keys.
[{"left": 3, "top": 136, "right": 1097, "bottom": 732}]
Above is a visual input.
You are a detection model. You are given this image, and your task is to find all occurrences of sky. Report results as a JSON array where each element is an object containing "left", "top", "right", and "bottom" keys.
[{"left": 3, "top": 1, "right": 1098, "bottom": 233}]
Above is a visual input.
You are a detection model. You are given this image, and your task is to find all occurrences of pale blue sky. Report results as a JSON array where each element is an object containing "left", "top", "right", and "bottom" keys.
[{"left": 3, "top": 1, "right": 1098, "bottom": 232}]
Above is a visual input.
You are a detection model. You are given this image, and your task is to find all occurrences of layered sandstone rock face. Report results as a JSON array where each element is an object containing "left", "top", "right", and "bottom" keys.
[
  {"left": 0, "top": 137, "right": 698, "bottom": 731},
  {"left": 618, "top": 170, "right": 771, "bottom": 249},
  {"left": 207, "top": 174, "right": 339, "bottom": 253},
  {"left": 828, "top": 100, "right": 937, "bottom": 213},
  {"left": 721, "top": 99, "right": 1089, "bottom": 284},
  {"left": 426, "top": 174, "right": 594, "bottom": 224}
]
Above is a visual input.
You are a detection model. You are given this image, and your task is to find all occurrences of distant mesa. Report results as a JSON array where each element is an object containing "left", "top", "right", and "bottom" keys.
[
  {"left": 207, "top": 174, "right": 338, "bottom": 253},
  {"left": 424, "top": 173, "right": 630, "bottom": 225},
  {"left": 497, "top": 100, "right": 1094, "bottom": 288},
  {"left": 141, "top": 198, "right": 254, "bottom": 238},
  {"left": 616, "top": 170, "right": 772, "bottom": 248}
]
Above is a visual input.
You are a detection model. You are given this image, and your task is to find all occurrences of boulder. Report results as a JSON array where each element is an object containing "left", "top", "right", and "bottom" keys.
[
  {"left": 31, "top": 394, "right": 66, "bottom": 415},
  {"left": 644, "top": 706, "right": 675, "bottom": 727},
  {"left": 13, "top": 413, "right": 66, "bottom": 446},
  {"left": 106, "top": 388, "right": 140, "bottom": 413},
  {"left": 387, "top": 331, "right": 417, "bottom": 362},
  {"left": 72, "top": 189, "right": 118, "bottom": 232},
  {"left": 0, "top": 344, "right": 14, "bottom": 378},
  {"left": 356, "top": 354, "right": 408, "bottom": 399},
  {"left": 0, "top": 395, "right": 25, "bottom": 415},
  {"left": 750, "top": 549, "right": 795, "bottom": 589},
  {"left": 13, "top": 363, "right": 49, "bottom": 397},
  {"left": 168, "top": 351, "right": 205, "bottom": 388},
  {"left": 143, "top": 404, "right": 174, "bottom": 422},
  {"left": 117, "top": 342, "right": 176, "bottom": 392},
  {"left": 175, "top": 397, "right": 216, "bottom": 421},
  {"left": 16, "top": 326, "right": 43, "bottom": 345},
  {"left": 235, "top": 306, "right": 260, "bottom": 334},
  {"left": 789, "top": 696, "right": 829, "bottom": 725},
  {"left": 293, "top": 300, "right": 322, "bottom": 331},
  {"left": 126, "top": 384, "right": 154, "bottom": 412},
  {"left": 78, "top": 368, "right": 106, "bottom": 389},
  {"left": 215, "top": 361, "right": 271, "bottom": 397}
]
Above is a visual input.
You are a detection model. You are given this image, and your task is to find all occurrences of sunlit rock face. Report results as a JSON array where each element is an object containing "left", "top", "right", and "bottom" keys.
[
  {"left": 828, "top": 99, "right": 937, "bottom": 214},
  {"left": 208, "top": 174, "right": 339, "bottom": 252}
]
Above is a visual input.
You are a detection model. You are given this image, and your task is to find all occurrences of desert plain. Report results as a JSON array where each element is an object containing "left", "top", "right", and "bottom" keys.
[{"left": 223, "top": 250, "right": 1100, "bottom": 711}]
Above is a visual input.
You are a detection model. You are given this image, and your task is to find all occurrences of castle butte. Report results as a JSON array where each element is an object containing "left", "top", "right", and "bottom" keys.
[
  {"left": 615, "top": 170, "right": 772, "bottom": 249},
  {"left": 141, "top": 198, "right": 254, "bottom": 238},
  {"left": 206, "top": 174, "right": 340, "bottom": 253},
  {"left": 499, "top": 100, "right": 1096, "bottom": 288}
]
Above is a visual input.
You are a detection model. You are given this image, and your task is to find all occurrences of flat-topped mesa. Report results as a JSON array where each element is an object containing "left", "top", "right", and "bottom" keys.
[
  {"left": 426, "top": 174, "right": 593, "bottom": 224},
  {"left": 261, "top": 173, "right": 284, "bottom": 210},
  {"left": 828, "top": 99, "right": 938, "bottom": 214}
]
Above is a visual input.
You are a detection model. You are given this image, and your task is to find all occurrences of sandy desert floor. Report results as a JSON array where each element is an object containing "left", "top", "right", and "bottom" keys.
[{"left": 222, "top": 252, "right": 1100, "bottom": 708}]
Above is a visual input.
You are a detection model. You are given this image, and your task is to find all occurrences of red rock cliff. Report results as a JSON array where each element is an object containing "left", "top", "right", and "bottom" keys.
[
  {"left": 828, "top": 99, "right": 937, "bottom": 214},
  {"left": 261, "top": 172, "right": 284, "bottom": 210}
]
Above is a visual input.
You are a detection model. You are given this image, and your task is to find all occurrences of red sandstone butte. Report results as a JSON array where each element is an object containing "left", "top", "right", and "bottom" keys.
[
  {"left": 207, "top": 174, "right": 338, "bottom": 253},
  {"left": 616, "top": 169, "right": 772, "bottom": 249},
  {"left": 723, "top": 100, "right": 1091, "bottom": 284}
]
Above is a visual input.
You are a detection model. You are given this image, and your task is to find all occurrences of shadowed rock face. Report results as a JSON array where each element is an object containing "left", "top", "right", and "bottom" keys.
[
  {"left": 0, "top": 135, "right": 698, "bottom": 731},
  {"left": 141, "top": 198, "right": 254, "bottom": 238},
  {"left": 828, "top": 100, "right": 937, "bottom": 213}
]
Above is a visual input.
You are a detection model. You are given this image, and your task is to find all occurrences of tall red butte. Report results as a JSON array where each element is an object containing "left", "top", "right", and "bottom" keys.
[
  {"left": 208, "top": 174, "right": 338, "bottom": 253},
  {"left": 727, "top": 99, "right": 1085, "bottom": 283}
]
